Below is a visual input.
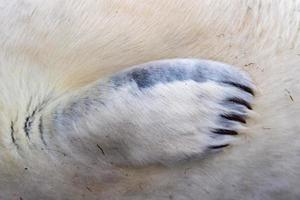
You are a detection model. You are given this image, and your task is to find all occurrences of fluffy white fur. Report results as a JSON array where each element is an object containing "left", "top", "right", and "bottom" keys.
[{"left": 0, "top": 0, "right": 299, "bottom": 199}]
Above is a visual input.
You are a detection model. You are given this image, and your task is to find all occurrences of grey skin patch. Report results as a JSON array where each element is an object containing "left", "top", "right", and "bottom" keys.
[
  {"left": 111, "top": 64, "right": 193, "bottom": 89},
  {"left": 110, "top": 59, "right": 254, "bottom": 95}
]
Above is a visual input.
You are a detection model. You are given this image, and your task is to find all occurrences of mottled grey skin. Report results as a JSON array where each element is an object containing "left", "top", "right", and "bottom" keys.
[{"left": 110, "top": 59, "right": 254, "bottom": 95}]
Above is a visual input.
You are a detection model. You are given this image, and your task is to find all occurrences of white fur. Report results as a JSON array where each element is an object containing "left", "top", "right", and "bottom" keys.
[{"left": 0, "top": 0, "right": 299, "bottom": 199}]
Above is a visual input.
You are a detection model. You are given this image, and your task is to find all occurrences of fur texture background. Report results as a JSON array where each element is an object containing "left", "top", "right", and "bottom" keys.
[{"left": 0, "top": 0, "right": 299, "bottom": 199}]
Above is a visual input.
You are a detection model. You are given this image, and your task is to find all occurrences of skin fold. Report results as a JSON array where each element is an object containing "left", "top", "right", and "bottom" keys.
[{"left": 0, "top": 0, "right": 299, "bottom": 199}]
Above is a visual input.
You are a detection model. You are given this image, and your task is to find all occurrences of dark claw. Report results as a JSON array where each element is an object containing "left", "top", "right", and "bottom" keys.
[
  {"left": 226, "top": 97, "right": 252, "bottom": 110},
  {"left": 222, "top": 81, "right": 254, "bottom": 96},
  {"left": 221, "top": 113, "right": 246, "bottom": 124},
  {"left": 212, "top": 129, "right": 238, "bottom": 135},
  {"left": 209, "top": 144, "right": 230, "bottom": 149}
]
